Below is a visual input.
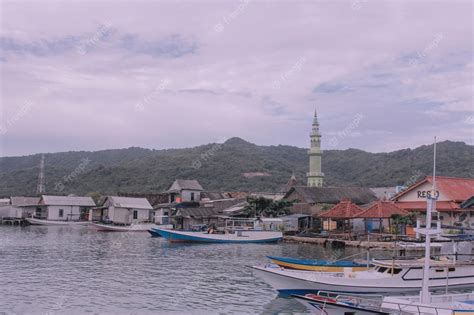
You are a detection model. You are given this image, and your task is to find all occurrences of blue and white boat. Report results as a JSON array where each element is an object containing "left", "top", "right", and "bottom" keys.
[
  {"left": 149, "top": 228, "right": 283, "bottom": 243},
  {"left": 268, "top": 256, "right": 369, "bottom": 272}
]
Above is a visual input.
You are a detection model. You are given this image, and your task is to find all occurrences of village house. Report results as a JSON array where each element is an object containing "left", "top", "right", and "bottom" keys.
[
  {"left": 283, "top": 186, "right": 377, "bottom": 216},
  {"left": 353, "top": 201, "right": 408, "bottom": 233},
  {"left": 319, "top": 199, "right": 366, "bottom": 232},
  {"left": 391, "top": 176, "right": 474, "bottom": 229},
  {"left": 0, "top": 197, "right": 41, "bottom": 219},
  {"left": 173, "top": 197, "right": 245, "bottom": 230},
  {"left": 11, "top": 197, "right": 41, "bottom": 218},
  {"left": 92, "top": 196, "right": 153, "bottom": 224},
  {"left": 167, "top": 179, "right": 203, "bottom": 203},
  {"left": 36, "top": 195, "right": 95, "bottom": 221}
]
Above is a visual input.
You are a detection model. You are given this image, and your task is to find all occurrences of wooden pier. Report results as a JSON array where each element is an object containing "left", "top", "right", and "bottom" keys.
[
  {"left": 0, "top": 217, "right": 28, "bottom": 226},
  {"left": 283, "top": 234, "right": 434, "bottom": 251}
]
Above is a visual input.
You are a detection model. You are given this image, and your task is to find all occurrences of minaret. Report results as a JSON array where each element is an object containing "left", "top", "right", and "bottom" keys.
[{"left": 307, "top": 109, "right": 324, "bottom": 187}]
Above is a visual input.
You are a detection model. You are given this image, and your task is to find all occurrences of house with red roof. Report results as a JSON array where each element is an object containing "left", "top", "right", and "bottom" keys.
[
  {"left": 319, "top": 199, "right": 365, "bottom": 232},
  {"left": 354, "top": 201, "right": 408, "bottom": 233},
  {"left": 392, "top": 176, "right": 474, "bottom": 229}
]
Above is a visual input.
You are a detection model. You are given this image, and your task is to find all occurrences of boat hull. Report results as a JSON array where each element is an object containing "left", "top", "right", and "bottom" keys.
[
  {"left": 152, "top": 228, "right": 283, "bottom": 244},
  {"left": 26, "top": 218, "right": 89, "bottom": 226},
  {"left": 293, "top": 295, "right": 388, "bottom": 315},
  {"left": 90, "top": 223, "right": 173, "bottom": 232},
  {"left": 251, "top": 265, "right": 474, "bottom": 295},
  {"left": 268, "top": 256, "right": 369, "bottom": 272}
]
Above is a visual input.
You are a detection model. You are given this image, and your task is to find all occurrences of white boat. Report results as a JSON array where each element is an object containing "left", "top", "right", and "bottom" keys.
[
  {"left": 292, "top": 292, "right": 388, "bottom": 315},
  {"left": 293, "top": 291, "right": 474, "bottom": 315},
  {"left": 383, "top": 292, "right": 474, "bottom": 315},
  {"left": 292, "top": 138, "right": 474, "bottom": 315},
  {"left": 251, "top": 259, "right": 474, "bottom": 295},
  {"left": 381, "top": 138, "right": 474, "bottom": 315},
  {"left": 90, "top": 222, "right": 173, "bottom": 232},
  {"left": 26, "top": 218, "right": 89, "bottom": 226},
  {"left": 151, "top": 228, "right": 283, "bottom": 243}
]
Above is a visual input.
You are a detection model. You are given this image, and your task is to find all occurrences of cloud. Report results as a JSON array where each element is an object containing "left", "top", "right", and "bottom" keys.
[
  {"left": 0, "top": 29, "right": 197, "bottom": 59},
  {"left": 313, "top": 83, "right": 352, "bottom": 94},
  {"left": 0, "top": 0, "right": 472, "bottom": 156}
]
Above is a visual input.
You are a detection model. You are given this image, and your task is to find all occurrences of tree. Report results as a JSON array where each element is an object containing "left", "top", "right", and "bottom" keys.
[
  {"left": 391, "top": 213, "right": 416, "bottom": 234},
  {"left": 243, "top": 196, "right": 293, "bottom": 218}
]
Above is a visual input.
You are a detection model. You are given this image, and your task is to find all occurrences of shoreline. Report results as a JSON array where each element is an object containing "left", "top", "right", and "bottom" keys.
[{"left": 284, "top": 235, "right": 420, "bottom": 250}]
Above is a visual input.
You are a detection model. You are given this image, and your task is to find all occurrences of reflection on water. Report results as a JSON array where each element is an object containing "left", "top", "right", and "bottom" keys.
[{"left": 0, "top": 226, "right": 364, "bottom": 314}]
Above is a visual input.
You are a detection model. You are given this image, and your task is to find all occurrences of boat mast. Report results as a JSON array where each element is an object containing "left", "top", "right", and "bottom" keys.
[{"left": 420, "top": 137, "right": 438, "bottom": 304}]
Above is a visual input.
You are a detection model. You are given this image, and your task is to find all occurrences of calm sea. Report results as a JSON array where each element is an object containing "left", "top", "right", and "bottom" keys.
[{"left": 0, "top": 226, "right": 365, "bottom": 315}]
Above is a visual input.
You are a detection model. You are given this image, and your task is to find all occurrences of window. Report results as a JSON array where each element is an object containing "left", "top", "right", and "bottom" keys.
[
  {"left": 133, "top": 210, "right": 138, "bottom": 220},
  {"left": 389, "top": 268, "right": 402, "bottom": 275},
  {"left": 191, "top": 192, "right": 195, "bottom": 201},
  {"left": 377, "top": 267, "right": 388, "bottom": 273},
  {"left": 59, "top": 209, "right": 64, "bottom": 218}
]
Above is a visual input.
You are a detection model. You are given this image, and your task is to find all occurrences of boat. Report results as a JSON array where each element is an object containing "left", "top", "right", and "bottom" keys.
[
  {"left": 26, "top": 218, "right": 89, "bottom": 226},
  {"left": 150, "top": 228, "right": 283, "bottom": 243},
  {"left": 267, "top": 256, "right": 370, "bottom": 272},
  {"left": 251, "top": 257, "right": 474, "bottom": 295},
  {"left": 382, "top": 292, "right": 474, "bottom": 315},
  {"left": 379, "top": 137, "right": 474, "bottom": 315},
  {"left": 90, "top": 222, "right": 173, "bottom": 232},
  {"left": 292, "top": 291, "right": 474, "bottom": 315},
  {"left": 292, "top": 292, "right": 388, "bottom": 315},
  {"left": 291, "top": 138, "right": 474, "bottom": 314}
]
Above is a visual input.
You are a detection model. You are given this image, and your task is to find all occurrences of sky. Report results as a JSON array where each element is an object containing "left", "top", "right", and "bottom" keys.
[{"left": 0, "top": 0, "right": 472, "bottom": 157}]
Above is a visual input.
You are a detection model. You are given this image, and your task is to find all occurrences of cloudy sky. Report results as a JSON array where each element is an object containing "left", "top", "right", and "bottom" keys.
[{"left": 0, "top": 0, "right": 472, "bottom": 157}]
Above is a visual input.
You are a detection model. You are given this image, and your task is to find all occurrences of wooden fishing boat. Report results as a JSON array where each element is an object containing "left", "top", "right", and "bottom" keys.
[
  {"left": 90, "top": 222, "right": 173, "bottom": 232},
  {"left": 268, "top": 256, "right": 369, "bottom": 272},
  {"left": 251, "top": 258, "right": 474, "bottom": 295},
  {"left": 293, "top": 291, "right": 474, "bottom": 315},
  {"left": 26, "top": 218, "right": 89, "bottom": 226},
  {"left": 150, "top": 228, "right": 283, "bottom": 243},
  {"left": 292, "top": 292, "right": 388, "bottom": 315}
]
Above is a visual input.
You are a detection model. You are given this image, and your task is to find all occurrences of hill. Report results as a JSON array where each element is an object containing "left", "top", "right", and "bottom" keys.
[{"left": 0, "top": 138, "right": 473, "bottom": 197}]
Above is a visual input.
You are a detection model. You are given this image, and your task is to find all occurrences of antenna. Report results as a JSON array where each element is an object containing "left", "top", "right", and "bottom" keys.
[{"left": 36, "top": 154, "right": 45, "bottom": 195}]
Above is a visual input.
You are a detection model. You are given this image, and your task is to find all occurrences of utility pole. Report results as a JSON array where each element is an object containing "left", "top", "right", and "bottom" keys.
[{"left": 36, "top": 154, "right": 45, "bottom": 195}]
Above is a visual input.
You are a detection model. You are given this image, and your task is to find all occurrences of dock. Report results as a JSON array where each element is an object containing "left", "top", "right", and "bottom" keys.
[
  {"left": 284, "top": 235, "right": 428, "bottom": 251},
  {"left": 0, "top": 217, "right": 28, "bottom": 226}
]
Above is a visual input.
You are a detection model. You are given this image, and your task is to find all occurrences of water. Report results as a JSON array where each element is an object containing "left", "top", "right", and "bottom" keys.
[{"left": 0, "top": 226, "right": 364, "bottom": 314}]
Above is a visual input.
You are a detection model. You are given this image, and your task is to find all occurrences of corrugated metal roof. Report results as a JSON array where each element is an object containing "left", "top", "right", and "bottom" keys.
[
  {"left": 176, "top": 207, "right": 222, "bottom": 218},
  {"left": 222, "top": 202, "right": 247, "bottom": 214},
  {"left": 284, "top": 186, "right": 377, "bottom": 205},
  {"left": 40, "top": 195, "right": 95, "bottom": 207},
  {"left": 107, "top": 196, "right": 153, "bottom": 210},
  {"left": 319, "top": 200, "right": 365, "bottom": 219},
  {"left": 10, "top": 196, "right": 40, "bottom": 207},
  {"left": 167, "top": 179, "right": 203, "bottom": 192},
  {"left": 355, "top": 201, "right": 408, "bottom": 218}
]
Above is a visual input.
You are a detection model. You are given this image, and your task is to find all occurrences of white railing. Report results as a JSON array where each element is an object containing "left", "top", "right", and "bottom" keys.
[{"left": 315, "top": 291, "right": 463, "bottom": 315}]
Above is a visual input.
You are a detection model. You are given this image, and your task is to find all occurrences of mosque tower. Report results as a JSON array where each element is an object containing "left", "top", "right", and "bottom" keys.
[{"left": 307, "top": 109, "right": 324, "bottom": 187}]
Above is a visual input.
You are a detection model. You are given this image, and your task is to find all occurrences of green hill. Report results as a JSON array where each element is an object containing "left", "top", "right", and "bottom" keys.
[{"left": 0, "top": 138, "right": 472, "bottom": 197}]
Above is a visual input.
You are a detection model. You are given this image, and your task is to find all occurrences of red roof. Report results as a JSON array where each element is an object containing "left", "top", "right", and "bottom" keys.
[
  {"left": 393, "top": 176, "right": 474, "bottom": 202},
  {"left": 355, "top": 201, "right": 408, "bottom": 218},
  {"left": 395, "top": 201, "right": 461, "bottom": 212},
  {"left": 319, "top": 200, "right": 365, "bottom": 219}
]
